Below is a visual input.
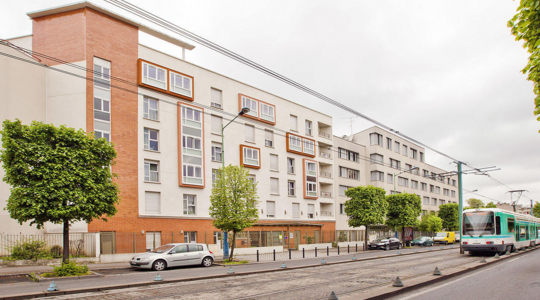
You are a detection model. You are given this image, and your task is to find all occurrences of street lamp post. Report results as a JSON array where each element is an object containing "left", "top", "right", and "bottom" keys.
[
  {"left": 393, "top": 166, "right": 419, "bottom": 193},
  {"left": 221, "top": 106, "right": 250, "bottom": 260}
]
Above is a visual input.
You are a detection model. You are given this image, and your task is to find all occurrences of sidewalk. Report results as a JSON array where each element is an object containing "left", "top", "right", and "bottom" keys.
[
  {"left": 0, "top": 245, "right": 456, "bottom": 299},
  {"left": 0, "top": 262, "right": 129, "bottom": 277}
]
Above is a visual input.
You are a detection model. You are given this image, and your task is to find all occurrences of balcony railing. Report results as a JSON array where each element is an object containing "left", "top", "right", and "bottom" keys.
[
  {"left": 318, "top": 131, "right": 331, "bottom": 139},
  {"left": 320, "top": 211, "right": 333, "bottom": 216},
  {"left": 320, "top": 191, "right": 332, "bottom": 198},
  {"left": 319, "top": 152, "right": 331, "bottom": 159},
  {"left": 320, "top": 171, "right": 332, "bottom": 178}
]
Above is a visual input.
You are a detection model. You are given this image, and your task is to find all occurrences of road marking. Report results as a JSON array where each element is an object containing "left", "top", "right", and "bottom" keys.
[{"left": 397, "top": 253, "right": 530, "bottom": 300}]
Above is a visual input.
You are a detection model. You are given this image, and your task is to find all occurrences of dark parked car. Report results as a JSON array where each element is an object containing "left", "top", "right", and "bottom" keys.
[
  {"left": 410, "top": 236, "right": 434, "bottom": 247},
  {"left": 368, "top": 237, "right": 402, "bottom": 251}
]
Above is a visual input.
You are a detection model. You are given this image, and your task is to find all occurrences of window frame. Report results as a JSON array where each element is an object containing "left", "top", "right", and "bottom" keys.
[
  {"left": 286, "top": 133, "right": 316, "bottom": 157},
  {"left": 183, "top": 194, "right": 196, "bottom": 215},
  {"left": 211, "top": 143, "right": 222, "bottom": 162},
  {"left": 143, "top": 96, "right": 159, "bottom": 121},
  {"left": 305, "top": 120, "right": 313, "bottom": 136},
  {"left": 288, "top": 180, "right": 295, "bottom": 196},
  {"left": 287, "top": 158, "right": 295, "bottom": 174},
  {"left": 138, "top": 59, "right": 195, "bottom": 101},
  {"left": 238, "top": 94, "right": 276, "bottom": 125},
  {"left": 144, "top": 160, "right": 160, "bottom": 183},
  {"left": 169, "top": 70, "right": 193, "bottom": 98},
  {"left": 304, "top": 159, "right": 318, "bottom": 199},
  {"left": 178, "top": 103, "right": 204, "bottom": 188},
  {"left": 240, "top": 145, "right": 261, "bottom": 169},
  {"left": 144, "top": 128, "right": 159, "bottom": 152}
]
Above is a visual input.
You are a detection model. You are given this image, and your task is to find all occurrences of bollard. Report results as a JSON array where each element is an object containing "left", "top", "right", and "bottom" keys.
[
  {"left": 316, "top": 247, "right": 318, "bottom": 257},
  {"left": 414, "top": 249, "right": 418, "bottom": 253},
  {"left": 338, "top": 246, "right": 340, "bottom": 255},
  {"left": 47, "top": 281, "right": 59, "bottom": 292},
  {"left": 281, "top": 262, "right": 287, "bottom": 268},
  {"left": 429, "top": 247, "right": 432, "bottom": 251},
  {"left": 257, "top": 250, "right": 259, "bottom": 262},
  {"left": 433, "top": 267, "right": 442, "bottom": 276},
  {"left": 440, "top": 246, "right": 443, "bottom": 250},
  {"left": 393, "top": 276, "right": 404, "bottom": 287},
  {"left": 480, "top": 257, "right": 487, "bottom": 263},
  {"left": 356, "top": 243, "right": 358, "bottom": 252},
  {"left": 321, "top": 258, "right": 326, "bottom": 264},
  {"left": 228, "top": 267, "right": 234, "bottom": 274},
  {"left": 273, "top": 249, "right": 276, "bottom": 261},
  {"left": 303, "top": 248, "right": 305, "bottom": 258},
  {"left": 289, "top": 248, "right": 292, "bottom": 260},
  {"left": 328, "top": 291, "right": 339, "bottom": 300},
  {"left": 327, "top": 246, "right": 329, "bottom": 256},
  {"left": 348, "top": 245, "right": 350, "bottom": 253},
  {"left": 154, "top": 273, "right": 163, "bottom": 281},
  {"left": 494, "top": 253, "right": 500, "bottom": 259}
]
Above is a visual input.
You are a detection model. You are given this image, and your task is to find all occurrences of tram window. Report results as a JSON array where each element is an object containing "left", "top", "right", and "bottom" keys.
[
  {"left": 520, "top": 226, "right": 526, "bottom": 240},
  {"left": 507, "top": 218, "right": 515, "bottom": 233},
  {"left": 495, "top": 216, "right": 501, "bottom": 235}
]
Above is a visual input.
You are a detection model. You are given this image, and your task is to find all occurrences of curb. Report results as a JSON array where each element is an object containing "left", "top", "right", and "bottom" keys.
[
  {"left": 1, "top": 247, "right": 455, "bottom": 300},
  {"left": 363, "top": 246, "right": 539, "bottom": 300}
]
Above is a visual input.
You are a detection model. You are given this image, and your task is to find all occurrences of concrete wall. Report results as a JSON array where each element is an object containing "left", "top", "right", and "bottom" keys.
[{"left": 299, "top": 243, "right": 332, "bottom": 250}]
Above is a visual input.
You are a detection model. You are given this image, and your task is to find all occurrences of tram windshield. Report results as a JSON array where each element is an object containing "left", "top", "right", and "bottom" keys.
[{"left": 463, "top": 211, "right": 494, "bottom": 236}]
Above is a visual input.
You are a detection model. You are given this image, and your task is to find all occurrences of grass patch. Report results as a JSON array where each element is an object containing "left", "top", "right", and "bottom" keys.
[
  {"left": 40, "top": 260, "right": 90, "bottom": 277},
  {"left": 222, "top": 260, "right": 249, "bottom": 265}
]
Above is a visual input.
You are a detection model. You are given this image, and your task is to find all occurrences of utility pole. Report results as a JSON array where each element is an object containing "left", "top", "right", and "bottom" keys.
[{"left": 457, "top": 162, "right": 464, "bottom": 255}]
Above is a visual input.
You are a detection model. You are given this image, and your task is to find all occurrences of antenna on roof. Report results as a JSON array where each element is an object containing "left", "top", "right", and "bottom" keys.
[{"left": 342, "top": 116, "right": 358, "bottom": 136}]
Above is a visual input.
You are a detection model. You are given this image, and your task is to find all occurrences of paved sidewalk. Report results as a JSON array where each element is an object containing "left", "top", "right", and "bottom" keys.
[
  {"left": 0, "top": 262, "right": 129, "bottom": 276},
  {"left": 0, "top": 245, "right": 456, "bottom": 299}
]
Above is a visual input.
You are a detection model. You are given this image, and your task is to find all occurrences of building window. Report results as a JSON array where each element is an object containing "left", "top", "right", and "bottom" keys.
[
  {"left": 183, "top": 194, "right": 196, "bottom": 215},
  {"left": 241, "top": 95, "right": 258, "bottom": 117},
  {"left": 406, "top": 164, "right": 413, "bottom": 171},
  {"left": 270, "top": 178, "right": 279, "bottom": 195},
  {"left": 94, "top": 98, "right": 111, "bottom": 142},
  {"left": 387, "top": 138, "right": 392, "bottom": 150},
  {"left": 93, "top": 59, "right": 111, "bottom": 90},
  {"left": 451, "top": 190, "right": 456, "bottom": 198},
  {"left": 411, "top": 180, "right": 419, "bottom": 189},
  {"left": 245, "top": 124, "right": 255, "bottom": 142},
  {"left": 248, "top": 174, "right": 256, "bottom": 184},
  {"left": 339, "top": 185, "right": 352, "bottom": 196},
  {"left": 452, "top": 179, "right": 457, "bottom": 187},
  {"left": 270, "top": 154, "right": 279, "bottom": 171},
  {"left": 183, "top": 165, "right": 202, "bottom": 184},
  {"left": 180, "top": 105, "right": 204, "bottom": 186},
  {"left": 305, "top": 120, "right": 312, "bottom": 136},
  {"left": 288, "top": 181, "right": 295, "bottom": 196},
  {"left": 242, "top": 146, "right": 260, "bottom": 168},
  {"left": 436, "top": 186, "right": 441, "bottom": 194},
  {"left": 265, "top": 130, "right": 274, "bottom": 147},
  {"left": 289, "top": 134, "right": 302, "bottom": 152},
  {"left": 338, "top": 148, "right": 359, "bottom": 162},
  {"left": 145, "top": 191, "right": 160, "bottom": 214},
  {"left": 432, "top": 198, "right": 438, "bottom": 206},
  {"left": 211, "top": 115, "right": 222, "bottom": 135},
  {"left": 266, "top": 201, "right": 275, "bottom": 218},
  {"left": 307, "top": 204, "right": 314, "bottom": 219},
  {"left": 339, "top": 166, "right": 360, "bottom": 180},
  {"left": 303, "top": 139, "right": 315, "bottom": 155},
  {"left": 212, "top": 169, "right": 218, "bottom": 184},
  {"left": 290, "top": 115, "right": 298, "bottom": 131},
  {"left": 411, "top": 148, "right": 418, "bottom": 160},
  {"left": 305, "top": 160, "right": 318, "bottom": 198},
  {"left": 170, "top": 71, "right": 193, "bottom": 97},
  {"left": 292, "top": 203, "right": 300, "bottom": 218},
  {"left": 287, "top": 158, "right": 295, "bottom": 174},
  {"left": 431, "top": 172, "right": 437, "bottom": 180},
  {"left": 423, "top": 196, "right": 430, "bottom": 205},
  {"left": 143, "top": 97, "right": 159, "bottom": 121},
  {"left": 144, "top": 128, "right": 159, "bottom": 151},
  {"left": 439, "top": 199, "right": 445, "bottom": 206},
  {"left": 420, "top": 152, "right": 425, "bottom": 162},
  {"left": 146, "top": 232, "right": 161, "bottom": 251},
  {"left": 370, "top": 133, "right": 383, "bottom": 146},
  {"left": 403, "top": 145, "right": 408, "bottom": 156},
  {"left": 390, "top": 158, "right": 401, "bottom": 170},
  {"left": 371, "top": 171, "right": 384, "bottom": 182},
  {"left": 260, "top": 102, "right": 275, "bottom": 122},
  {"left": 184, "top": 231, "right": 197, "bottom": 243},
  {"left": 395, "top": 141, "right": 400, "bottom": 153},
  {"left": 423, "top": 170, "right": 429, "bottom": 178},
  {"left": 398, "top": 177, "right": 408, "bottom": 187},
  {"left": 211, "top": 143, "right": 222, "bottom": 162},
  {"left": 421, "top": 182, "right": 427, "bottom": 191},
  {"left": 387, "top": 174, "right": 394, "bottom": 184},
  {"left": 443, "top": 188, "right": 449, "bottom": 196},
  {"left": 340, "top": 204, "right": 346, "bottom": 215},
  {"left": 144, "top": 161, "right": 159, "bottom": 182},
  {"left": 211, "top": 88, "right": 222, "bottom": 109},
  {"left": 370, "top": 154, "right": 383, "bottom": 164},
  {"left": 430, "top": 185, "right": 435, "bottom": 193},
  {"left": 142, "top": 61, "right": 166, "bottom": 90}
]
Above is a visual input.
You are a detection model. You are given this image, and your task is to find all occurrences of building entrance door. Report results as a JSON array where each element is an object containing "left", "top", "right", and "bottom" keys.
[
  {"left": 314, "top": 230, "right": 320, "bottom": 244},
  {"left": 100, "top": 232, "right": 116, "bottom": 254},
  {"left": 294, "top": 231, "right": 301, "bottom": 249}
]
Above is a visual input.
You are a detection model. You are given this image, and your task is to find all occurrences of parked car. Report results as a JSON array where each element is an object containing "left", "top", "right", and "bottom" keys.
[
  {"left": 410, "top": 236, "right": 434, "bottom": 247},
  {"left": 368, "top": 237, "right": 402, "bottom": 251},
  {"left": 454, "top": 231, "right": 461, "bottom": 242},
  {"left": 433, "top": 232, "right": 456, "bottom": 245},
  {"left": 130, "top": 243, "right": 214, "bottom": 271}
]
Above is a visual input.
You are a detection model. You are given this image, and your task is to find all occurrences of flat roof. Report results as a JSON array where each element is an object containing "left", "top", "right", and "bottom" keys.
[{"left": 27, "top": 0, "right": 195, "bottom": 50}]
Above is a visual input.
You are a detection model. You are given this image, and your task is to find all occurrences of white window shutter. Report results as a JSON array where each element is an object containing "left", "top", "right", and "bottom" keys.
[
  {"left": 292, "top": 203, "right": 299, "bottom": 218},
  {"left": 267, "top": 201, "right": 275, "bottom": 216},
  {"left": 145, "top": 192, "right": 160, "bottom": 214},
  {"left": 308, "top": 204, "right": 314, "bottom": 214},
  {"left": 245, "top": 125, "right": 254, "bottom": 142},
  {"left": 271, "top": 178, "right": 279, "bottom": 194},
  {"left": 211, "top": 115, "right": 222, "bottom": 135},
  {"left": 290, "top": 115, "right": 297, "bottom": 131},
  {"left": 211, "top": 88, "right": 222, "bottom": 105},
  {"left": 265, "top": 130, "right": 273, "bottom": 142},
  {"left": 270, "top": 154, "right": 278, "bottom": 171}
]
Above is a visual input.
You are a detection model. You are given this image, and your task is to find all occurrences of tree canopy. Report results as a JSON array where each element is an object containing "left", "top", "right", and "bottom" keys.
[
  {"left": 485, "top": 201, "right": 497, "bottom": 209},
  {"left": 466, "top": 198, "right": 485, "bottom": 209},
  {"left": 508, "top": 1, "right": 540, "bottom": 130},
  {"left": 533, "top": 202, "right": 540, "bottom": 218},
  {"left": 209, "top": 165, "right": 258, "bottom": 261},
  {"left": 0, "top": 120, "right": 120, "bottom": 261},
  {"left": 385, "top": 193, "right": 422, "bottom": 232},
  {"left": 438, "top": 203, "right": 459, "bottom": 231},
  {"left": 418, "top": 214, "right": 443, "bottom": 233},
  {"left": 344, "top": 185, "right": 388, "bottom": 249}
]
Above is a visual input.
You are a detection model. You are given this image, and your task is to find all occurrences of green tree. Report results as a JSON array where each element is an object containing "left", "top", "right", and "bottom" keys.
[
  {"left": 0, "top": 120, "right": 119, "bottom": 262},
  {"left": 466, "top": 198, "right": 485, "bottom": 209},
  {"left": 533, "top": 202, "right": 540, "bottom": 218},
  {"left": 344, "top": 186, "right": 388, "bottom": 251},
  {"left": 509, "top": 2, "right": 540, "bottom": 130},
  {"left": 385, "top": 193, "right": 422, "bottom": 243},
  {"left": 438, "top": 203, "right": 459, "bottom": 231},
  {"left": 418, "top": 214, "right": 443, "bottom": 233},
  {"left": 209, "top": 165, "right": 258, "bottom": 261},
  {"left": 485, "top": 202, "right": 497, "bottom": 209}
]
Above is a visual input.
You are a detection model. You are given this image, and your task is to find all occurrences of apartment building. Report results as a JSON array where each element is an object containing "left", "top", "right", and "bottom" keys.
[
  {"left": 334, "top": 126, "right": 459, "bottom": 233},
  {"left": 0, "top": 1, "right": 336, "bottom": 252}
]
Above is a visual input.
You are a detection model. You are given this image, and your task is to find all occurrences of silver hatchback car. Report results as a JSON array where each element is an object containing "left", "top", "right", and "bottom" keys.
[{"left": 130, "top": 243, "right": 215, "bottom": 271}]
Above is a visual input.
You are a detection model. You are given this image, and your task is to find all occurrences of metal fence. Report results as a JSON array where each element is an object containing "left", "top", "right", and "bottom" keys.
[{"left": 0, "top": 233, "right": 97, "bottom": 257}]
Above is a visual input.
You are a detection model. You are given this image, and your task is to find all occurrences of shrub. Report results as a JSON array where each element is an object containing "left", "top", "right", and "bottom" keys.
[
  {"left": 10, "top": 240, "right": 52, "bottom": 260},
  {"left": 50, "top": 260, "right": 89, "bottom": 277},
  {"left": 50, "top": 245, "right": 63, "bottom": 258}
]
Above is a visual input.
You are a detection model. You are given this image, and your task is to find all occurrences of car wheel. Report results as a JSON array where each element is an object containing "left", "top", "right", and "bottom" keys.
[
  {"left": 385, "top": 244, "right": 390, "bottom": 251},
  {"left": 422, "top": 242, "right": 426, "bottom": 247},
  {"left": 152, "top": 259, "right": 167, "bottom": 271},
  {"left": 398, "top": 244, "right": 402, "bottom": 249},
  {"left": 445, "top": 241, "right": 448, "bottom": 245},
  {"left": 202, "top": 256, "right": 213, "bottom": 267}
]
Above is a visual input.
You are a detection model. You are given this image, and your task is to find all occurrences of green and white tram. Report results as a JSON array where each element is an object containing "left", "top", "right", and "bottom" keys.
[{"left": 461, "top": 208, "right": 540, "bottom": 255}]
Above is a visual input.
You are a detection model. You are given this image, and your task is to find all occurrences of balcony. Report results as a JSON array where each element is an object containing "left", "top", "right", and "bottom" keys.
[
  {"left": 320, "top": 191, "right": 332, "bottom": 198},
  {"left": 318, "top": 131, "right": 331, "bottom": 139},
  {"left": 319, "top": 151, "right": 332, "bottom": 160},
  {"left": 320, "top": 171, "right": 332, "bottom": 179},
  {"left": 320, "top": 211, "right": 333, "bottom": 216}
]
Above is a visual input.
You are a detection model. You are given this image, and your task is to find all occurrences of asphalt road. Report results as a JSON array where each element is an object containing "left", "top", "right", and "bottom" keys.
[{"left": 392, "top": 248, "right": 540, "bottom": 300}]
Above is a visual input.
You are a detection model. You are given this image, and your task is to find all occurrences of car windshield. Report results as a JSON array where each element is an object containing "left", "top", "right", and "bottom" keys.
[
  {"left": 151, "top": 245, "right": 174, "bottom": 253},
  {"left": 435, "top": 233, "right": 446, "bottom": 237},
  {"left": 419, "top": 237, "right": 428, "bottom": 240}
]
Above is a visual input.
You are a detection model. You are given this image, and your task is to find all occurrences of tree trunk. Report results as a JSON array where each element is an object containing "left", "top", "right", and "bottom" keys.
[
  {"left": 364, "top": 226, "right": 368, "bottom": 251},
  {"left": 402, "top": 226, "right": 405, "bottom": 246},
  {"left": 229, "top": 231, "right": 237, "bottom": 262},
  {"left": 63, "top": 219, "right": 69, "bottom": 263}
]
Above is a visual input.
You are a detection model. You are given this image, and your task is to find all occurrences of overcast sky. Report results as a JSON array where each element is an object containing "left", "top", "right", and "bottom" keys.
[{"left": 1, "top": 0, "right": 538, "bottom": 206}]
